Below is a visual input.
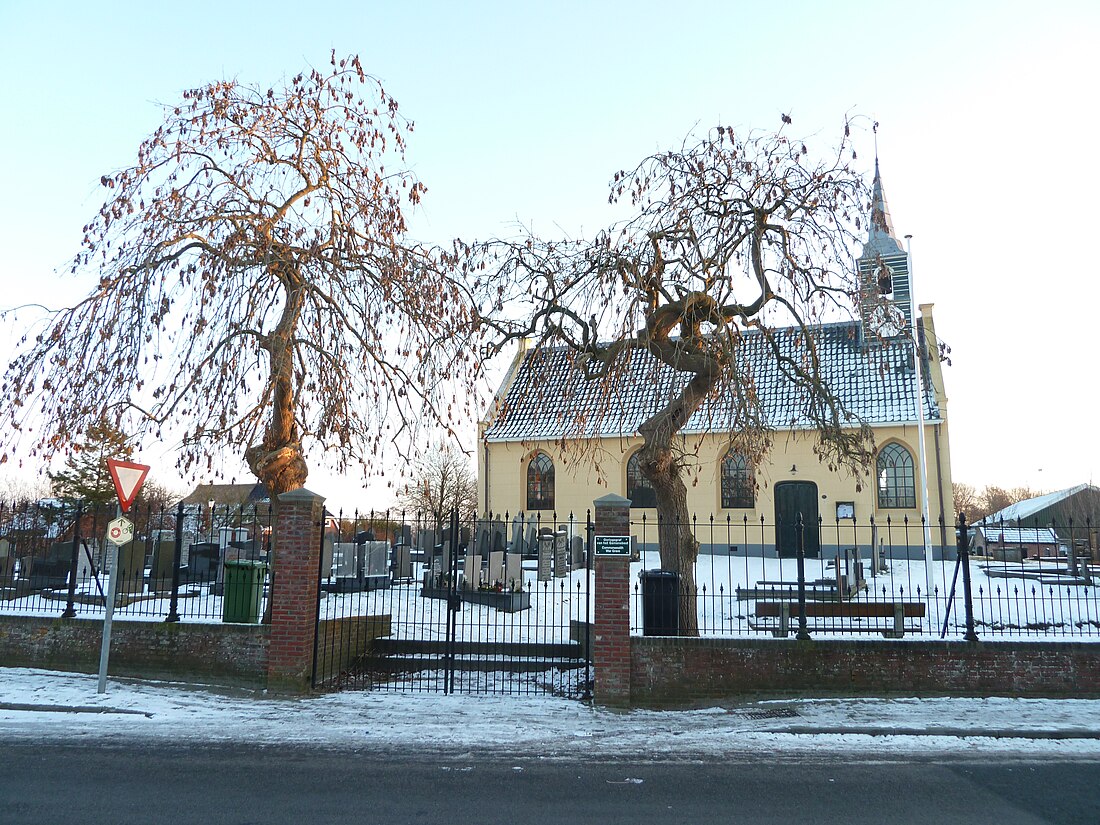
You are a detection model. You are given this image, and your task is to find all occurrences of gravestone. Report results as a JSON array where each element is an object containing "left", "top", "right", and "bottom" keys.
[
  {"left": 147, "top": 540, "right": 179, "bottom": 593},
  {"left": 316, "top": 536, "right": 336, "bottom": 579},
  {"left": 391, "top": 543, "right": 413, "bottom": 581},
  {"left": 397, "top": 524, "right": 412, "bottom": 547},
  {"left": 75, "top": 541, "right": 94, "bottom": 583},
  {"left": 510, "top": 514, "right": 525, "bottom": 555},
  {"left": 570, "top": 535, "right": 585, "bottom": 568},
  {"left": 364, "top": 541, "right": 389, "bottom": 577},
  {"left": 491, "top": 520, "right": 506, "bottom": 555},
  {"left": 488, "top": 550, "right": 505, "bottom": 586},
  {"left": 553, "top": 531, "right": 568, "bottom": 578},
  {"left": 420, "top": 528, "right": 436, "bottom": 558},
  {"left": 523, "top": 519, "right": 539, "bottom": 558},
  {"left": 0, "top": 539, "right": 15, "bottom": 586},
  {"left": 505, "top": 553, "right": 522, "bottom": 590},
  {"left": 475, "top": 522, "right": 490, "bottom": 556},
  {"left": 115, "top": 540, "right": 146, "bottom": 595},
  {"left": 186, "top": 542, "right": 220, "bottom": 584},
  {"left": 537, "top": 534, "right": 553, "bottom": 582},
  {"left": 463, "top": 554, "right": 482, "bottom": 590}
]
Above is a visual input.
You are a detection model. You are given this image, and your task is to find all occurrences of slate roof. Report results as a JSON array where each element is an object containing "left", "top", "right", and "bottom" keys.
[{"left": 484, "top": 320, "right": 942, "bottom": 442}]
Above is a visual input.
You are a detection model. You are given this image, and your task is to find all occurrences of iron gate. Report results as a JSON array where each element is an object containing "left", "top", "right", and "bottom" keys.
[{"left": 312, "top": 509, "right": 592, "bottom": 696}]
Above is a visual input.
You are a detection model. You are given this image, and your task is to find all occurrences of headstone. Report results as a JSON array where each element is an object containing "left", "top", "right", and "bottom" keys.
[
  {"left": 505, "top": 553, "right": 522, "bottom": 590},
  {"left": 398, "top": 524, "right": 412, "bottom": 547},
  {"left": 186, "top": 542, "right": 220, "bottom": 584},
  {"left": 491, "top": 520, "right": 506, "bottom": 555},
  {"left": 488, "top": 550, "right": 505, "bottom": 586},
  {"left": 537, "top": 534, "right": 553, "bottom": 582},
  {"left": 463, "top": 554, "right": 482, "bottom": 590},
  {"left": 0, "top": 539, "right": 15, "bottom": 585},
  {"left": 554, "top": 531, "right": 568, "bottom": 578},
  {"left": 570, "top": 535, "right": 585, "bottom": 568},
  {"left": 420, "top": 528, "right": 436, "bottom": 557},
  {"left": 524, "top": 519, "right": 538, "bottom": 558},
  {"left": 392, "top": 543, "right": 413, "bottom": 580},
  {"left": 364, "top": 541, "right": 389, "bottom": 577},
  {"left": 332, "top": 542, "right": 359, "bottom": 578},
  {"left": 475, "top": 522, "right": 490, "bottom": 556},
  {"left": 320, "top": 536, "right": 336, "bottom": 579},
  {"left": 147, "top": 540, "right": 179, "bottom": 593},
  {"left": 510, "top": 514, "right": 525, "bottom": 555},
  {"left": 75, "top": 542, "right": 95, "bottom": 583},
  {"left": 115, "top": 540, "right": 146, "bottom": 595},
  {"left": 27, "top": 542, "right": 71, "bottom": 590}
]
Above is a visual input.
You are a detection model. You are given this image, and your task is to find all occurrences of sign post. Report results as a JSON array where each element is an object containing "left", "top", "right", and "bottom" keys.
[{"left": 97, "top": 458, "right": 150, "bottom": 694}]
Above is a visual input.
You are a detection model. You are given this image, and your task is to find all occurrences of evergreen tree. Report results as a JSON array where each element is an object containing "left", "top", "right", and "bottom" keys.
[{"left": 48, "top": 421, "right": 133, "bottom": 506}]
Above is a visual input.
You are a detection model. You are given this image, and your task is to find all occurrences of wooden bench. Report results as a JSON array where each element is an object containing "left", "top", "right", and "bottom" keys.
[{"left": 752, "top": 601, "right": 927, "bottom": 638}]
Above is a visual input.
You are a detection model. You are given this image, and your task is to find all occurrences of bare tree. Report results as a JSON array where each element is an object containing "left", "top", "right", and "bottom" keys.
[
  {"left": 399, "top": 443, "right": 478, "bottom": 532},
  {"left": 0, "top": 53, "right": 478, "bottom": 502},
  {"left": 477, "top": 120, "right": 874, "bottom": 634},
  {"left": 952, "top": 482, "right": 980, "bottom": 519}
]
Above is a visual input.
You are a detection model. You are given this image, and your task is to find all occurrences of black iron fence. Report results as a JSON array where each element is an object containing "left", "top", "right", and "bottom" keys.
[
  {"left": 312, "top": 509, "right": 592, "bottom": 697},
  {"left": 628, "top": 512, "right": 1100, "bottom": 641},
  {"left": 0, "top": 499, "right": 272, "bottom": 623}
]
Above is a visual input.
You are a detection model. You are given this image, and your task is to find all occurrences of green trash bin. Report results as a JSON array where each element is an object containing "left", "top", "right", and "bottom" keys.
[{"left": 222, "top": 559, "right": 268, "bottom": 623}]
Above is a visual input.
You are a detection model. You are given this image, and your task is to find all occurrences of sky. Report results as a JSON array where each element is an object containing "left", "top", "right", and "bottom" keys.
[
  {"left": 1, "top": 0, "right": 1098, "bottom": 510},
  {"left": 3, "top": 667, "right": 1100, "bottom": 760}
]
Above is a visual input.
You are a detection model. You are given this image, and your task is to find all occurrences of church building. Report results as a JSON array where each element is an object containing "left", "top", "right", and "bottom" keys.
[{"left": 477, "top": 165, "right": 955, "bottom": 558}]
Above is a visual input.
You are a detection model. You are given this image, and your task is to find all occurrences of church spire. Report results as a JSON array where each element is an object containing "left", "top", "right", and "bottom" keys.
[
  {"left": 862, "top": 156, "right": 906, "bottom": 260},
  {"left": 857, "top": 146, "right": 912, "bottom": 339}
]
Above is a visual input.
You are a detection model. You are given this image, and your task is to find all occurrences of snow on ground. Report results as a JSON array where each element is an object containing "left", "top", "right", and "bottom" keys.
[{"left": 2, "top": 668, "right": 1099, "bottom": 761}]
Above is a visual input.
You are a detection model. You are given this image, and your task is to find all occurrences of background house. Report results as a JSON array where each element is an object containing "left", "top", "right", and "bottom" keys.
[
  {"left": 971, "top": 525, "right": 1061, "bottom": 561},
  {"left": 983, "top": 483, "right": 1100, "bottom": 562}
]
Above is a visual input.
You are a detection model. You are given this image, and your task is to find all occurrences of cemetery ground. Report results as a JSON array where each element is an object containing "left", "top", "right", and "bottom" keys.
[{"left": 3, "top": 669, "right": 1100, "bottom": 825}]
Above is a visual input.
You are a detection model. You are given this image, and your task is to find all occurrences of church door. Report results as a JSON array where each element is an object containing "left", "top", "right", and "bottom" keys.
[{"left": 774, "top": 481, "right": 820, "bottom": 558}]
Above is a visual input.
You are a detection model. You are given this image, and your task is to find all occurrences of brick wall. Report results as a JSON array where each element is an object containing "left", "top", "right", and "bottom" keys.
[
  {"left": 631, "top": 637, "right": 1100, "bottom": 706},
  {"left": 0, "top": 615, "right": 268, "bottom": 687}
]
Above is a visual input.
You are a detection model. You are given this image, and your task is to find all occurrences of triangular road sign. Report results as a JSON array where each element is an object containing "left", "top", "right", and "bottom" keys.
[{"left": 106, "top": 458, "right": 151, "bottom": 514}]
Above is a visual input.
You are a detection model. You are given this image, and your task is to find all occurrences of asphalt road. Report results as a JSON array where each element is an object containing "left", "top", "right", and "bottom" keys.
[{"left": 2, "top": 741, "right": 1098, "bottom": 824}]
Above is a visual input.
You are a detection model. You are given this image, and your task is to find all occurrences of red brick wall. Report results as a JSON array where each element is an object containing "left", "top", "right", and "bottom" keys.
[{"left": 631, "top": 637, "right": 1100, "bottom": 706}]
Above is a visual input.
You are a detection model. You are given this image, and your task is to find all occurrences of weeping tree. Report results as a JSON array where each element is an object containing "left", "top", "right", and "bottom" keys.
[
  {"left": 477, "top": 119, "right": 878, "bottom": 634},
  {"left": 0, "top": 53, "right": 479, "bottom": 500}
]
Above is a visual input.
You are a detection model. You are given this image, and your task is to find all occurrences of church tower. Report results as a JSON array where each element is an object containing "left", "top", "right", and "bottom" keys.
[{"left": 858, "top": 159, "right": 912, "bottom": 340}]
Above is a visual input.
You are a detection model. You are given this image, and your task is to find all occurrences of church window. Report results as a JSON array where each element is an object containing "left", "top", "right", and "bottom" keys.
[
  {"left": 877, "top": 443, "right": 916, "bottom": 509},
  {"left": 526, "top": 452, "right": 555, "bottom": 511},
  {"left": 626, "top": 451, "right": 657, "bottom": 508},
  {"left": 720, "top": 451, "right": 754, "bottom": 509}
]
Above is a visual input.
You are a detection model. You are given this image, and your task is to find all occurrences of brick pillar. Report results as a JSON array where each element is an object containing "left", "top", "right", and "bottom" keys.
[
  {"left": 267, "top": 487, "right": 325, "bottom": 693},
  {"left": 593, "top": 493, "right": 631, "bottom": 706}
]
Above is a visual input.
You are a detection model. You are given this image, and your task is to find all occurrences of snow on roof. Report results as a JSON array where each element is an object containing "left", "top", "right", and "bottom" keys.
[
  {"left": 973, "top": 526, "right": 1059, "bottom": 545},
  {"left": 484, "top": 321, "right": 941, "bottom": 442},
  {"left": 986, "top": 484, "right": 1098, "bottom": 524}
]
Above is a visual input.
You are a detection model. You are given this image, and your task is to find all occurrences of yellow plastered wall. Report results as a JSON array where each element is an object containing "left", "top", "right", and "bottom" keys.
[{"left": 478, "top": 419, "right": 954, "bottom": 551}]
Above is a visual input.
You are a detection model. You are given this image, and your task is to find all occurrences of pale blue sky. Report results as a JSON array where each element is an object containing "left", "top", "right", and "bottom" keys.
[{"left": 1, "top": 1, "right": 1097, "bottom": 506}]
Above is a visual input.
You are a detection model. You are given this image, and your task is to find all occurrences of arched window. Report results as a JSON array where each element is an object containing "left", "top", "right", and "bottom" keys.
[
  {"left": 720, "top": 451, "right": 754, "bottom": 509},
  {"left": 526, "top": 452, "right": 555, "bottom": 511},
  {"left": 877, "top": 443, "right": 916, "bottom": 509},
  {"left": 626, "top": 452, "right": 657, "bottom": 508}
]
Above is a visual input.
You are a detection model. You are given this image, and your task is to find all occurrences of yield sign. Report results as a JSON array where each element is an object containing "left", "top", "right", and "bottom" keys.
[{"left": 106, "top": 458, "right": 150, "bottom": 513}]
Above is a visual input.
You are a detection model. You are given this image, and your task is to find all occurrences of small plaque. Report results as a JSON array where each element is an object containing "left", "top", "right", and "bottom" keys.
[{"left": 594, "top": 535, "right": 630, "bottom": 556}]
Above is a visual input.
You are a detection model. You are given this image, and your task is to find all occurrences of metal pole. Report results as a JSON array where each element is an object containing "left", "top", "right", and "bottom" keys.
[
  {"left": 97, "top": 504, "right": 123, "bottom": 694},
  {"left": 957, "top": 512, "right": 979, "bottom": 642},
  {"left": 166, "top": 502, "right": 185, "bottom": 622},
  {"left": 62, "top": 499, "right": 84, "bottom": 619},
  {"left": 906, "top": 236, "right": 938, "bottom": 627},
  {"left": 795, "top": 514, "right": 811, "bottom": 640}
]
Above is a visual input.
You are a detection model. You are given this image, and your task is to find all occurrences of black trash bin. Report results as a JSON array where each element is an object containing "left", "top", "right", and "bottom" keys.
[{"left": 640, "top": 569, "right": 679, "bottom": 636}]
